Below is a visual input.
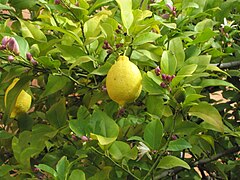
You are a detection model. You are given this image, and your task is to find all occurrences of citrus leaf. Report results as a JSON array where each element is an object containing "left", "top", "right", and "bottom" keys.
[
  {"left": 189, "top": 102, "right": 223, "bottom": 132},
  {"left": 161, "top": 50, "right": 177, "bottom": 75},
  {"left": 169, "top": 37, "right": 185, "bottom": 69},
  {"left": 132, "top": 32, "right": 161, "bottom": 45},
  {"left": 69, "top": 170, "right": 86, "bottom": 180},
  {"left": 35, "top": 164, "right": 57, "bottom": 177},
  {"left": 200, "top": 79, "right": 238, "bottom": 90},
  {"left": 167, "top": 138, "right": 192, "bottom": 151},
  {"left": 116, "top": 0, "right": 133, "bottom": 31},
  {"left": 144, "top": 119, "right": 163, "bottom": 150},
  {"left": 157, "top": 156, "right": 190, "bottom": 169}
]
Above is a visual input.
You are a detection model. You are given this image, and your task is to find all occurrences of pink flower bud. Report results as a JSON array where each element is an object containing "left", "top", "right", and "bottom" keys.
[
  {"left": 171, "top": 75, "right": 175, "bottom": 79},
  {"left": 162, "top": 14, "right": 170, "bottom": 19},
  {"left": 166, "top": 3, "right": 174, "bottom": 12},
  {"left": 161, "top": 74, "right": 167, "bottom": 80},
  {"left": 160, "top": 82, "right": 167, "bottom": 88},
  {"left": 102, "top": 85, "right": 107, "bottom": 91},
  {"left": 118, "top": 25, "right": 122, "bottom": 29},
  {"left": 7, "top": 37, "right": 20, "bottom": 55},
  {"left": 155, "top": 66, "right": 161, "bottom": 76},
  {"left": 1, "top": 36, "right": 10, "bottom": 46},
  {"left": 7, "top": 55, "right": 14, "bottom": 62},
  {"left": 26, "top": 52, "right": 32, "bottom": 60},
  {"left": 166, "top": 75, "right": 172, "bottom": 82},
  {"left": 54, "top": 0, "right": 60, "bottom": 4},
  {"left": 81, "top": 136, "right": 89, "bottom": 142},
  {"left": 0, "top": 45, "right": 6, "bottom": 50},
  {"left": 30, "top": 58, "right": 38, "bottom": 66}
]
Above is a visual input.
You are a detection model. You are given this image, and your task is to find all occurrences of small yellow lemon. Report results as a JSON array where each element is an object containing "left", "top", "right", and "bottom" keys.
[
  {"left": 4, "top": 78, "right": 32, "bottom": 118},
  {"left": 106, "top": 56, "right": 142, "bottom": 106}
]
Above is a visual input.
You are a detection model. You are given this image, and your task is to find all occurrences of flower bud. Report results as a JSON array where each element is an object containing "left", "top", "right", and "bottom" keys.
[
  {"left": 1, "top": 36, "right": 10, "bottom": 46},
  {"left": 171, "top": 75, "right": 175, "bottom": 79},
  {"left": 160, "top": 82, "right": 167, "bottom": 88},
  {"left": 0, "top": 45, "right": 6, "bottom": 50},
  {"left": 7, "top": 55, "right": 14, "bottom": 62},
  {"left": 54, "top": 0, "right": 60, "bottom": 4},
  {"left": 81, "top": 136, "right": 89, "bottom": 142},
  {"left": 155, "top": 66, "right": 161, "bottom": 76},
  {"left": 161, "top": 74, "right": 167, "bottom": 80},
  {"left": 118, "top": 25, "right": 122, "bottom": 29},
  {"left": 102, "top": 85, "right": 107, "bottom": 91},
  {"left": 116, "top": 43, "right": 123, "bottom": 49},
  {"left": 30, "top": 58, "right": 38, "bottom": 66},
  {"left": 26, "top": 52, "right": 32, "bottom": 61},
  {"left": 115, "top": 29, "right": 121, "bottom": 34},
  {"left": 162, "top": 13, "right": 170, "bottom": 19},
  {"left": 166, "top": 75, "right": 172, "bottom": 82},
  {"left": 7, "top": 37, "right": 20, "bottom": 55}
]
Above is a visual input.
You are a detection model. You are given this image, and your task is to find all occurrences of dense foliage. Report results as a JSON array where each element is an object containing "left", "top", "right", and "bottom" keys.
[{"left": 0, "top": 0, "right": 240, "bottom": 179}]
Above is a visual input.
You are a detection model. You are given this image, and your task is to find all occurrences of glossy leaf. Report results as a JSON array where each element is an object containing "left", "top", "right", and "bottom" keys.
[
  {"left": 146, "top": 95, "right": 164, "bottom": 117},
  {"left": 56, "top": 156, "right": 69, "bottom": 180},
  {"left": 189, "top": 102, "right": 224, "bottom": 132},
  {"left": 89, "top": 0, "right": 113, "bottom": 14},
  {"left": 169, "top": 37, "right": 185, "bottom": 69},
  {"left": 89, "top": 109, "right": 119, "bottom": 145},
  {"left": 35, "top": 164, "right": 57, "bottom": 177},
  {"left": 167, "top": 138, "right": 192, "bottom": 151},
  {"left": 142, "top": 73, "right": 165, "bottom": 94},
  {"left": 161, "top": 50, "right": 177, "bottom": 75},
  {"left": 157, "top": 156, "right": 190, "bottom": 170},
  {"left": 144, "top": 119, "right": 163, "bottom": 150},
  {"left": 200, "top": 79, "right": 237, "bottom": 90},
  {"left": 116, "top": 0, "right": 134, "bottom": 31}
]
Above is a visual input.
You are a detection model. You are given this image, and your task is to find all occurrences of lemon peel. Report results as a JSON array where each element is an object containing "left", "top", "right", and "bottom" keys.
[
  {"left": 5, "top": 78, "right": 32, "bottom": 118},
  {"left": 106, "top": 56, "right": 142, "bottom": 106}
]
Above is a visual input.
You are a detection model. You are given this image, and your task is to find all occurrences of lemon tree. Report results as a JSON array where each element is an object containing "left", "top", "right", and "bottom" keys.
[{"left": 0, "top": 0, "right": 240, "bottom": 179}]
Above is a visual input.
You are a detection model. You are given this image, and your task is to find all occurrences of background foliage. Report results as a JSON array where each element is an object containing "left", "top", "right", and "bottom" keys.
[{"left": 0, "top": 0, "right": 240, "bottom": 179}]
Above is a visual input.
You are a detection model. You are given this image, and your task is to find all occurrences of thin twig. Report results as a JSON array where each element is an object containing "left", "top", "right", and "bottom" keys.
[
  {"left": 211, "top": 61, "right": 240, "bottom": 69},
  {"left": 154, "top": 145, "right": 240, "bottom": 179}
]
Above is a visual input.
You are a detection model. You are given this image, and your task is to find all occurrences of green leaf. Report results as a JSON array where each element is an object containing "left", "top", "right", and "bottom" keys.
[
  {"left": 161, "top": 50, "right": 177, "bottom": 75},
  {"left": 89, "top": 166, "right": 112, "bottom": 180},
  {"left": 177, "top": 64, "right": 198, "bottom": 75},
  {"left": 0, "top": 165, "right": 13, "bottom": 177},
  {"left": 185, "top": 55, "right": 211, "bottom": 73},
  {"left": 183, "top": 94, "right": 205, "bottom": 106},
  {"left": 142, "top": 73, "right": 165, "bottom": 94},
  {"left": 132, "top": 32, "right": 161, "bottom": 45},
  {"left": 189, "top": 102, "right": 224, "bottom": 132},
  {"left": 69, "top": 170, "right": 86, "bottom": 180},
  {"left": 116, "top": 0, "right": 134, "bottom": 31},
  {"left": 56, "top": 156, "right": 69, "bottom": 180},
  {"left": 14, "top": 35, "right": 29, "bottom": 58},
  {"left": 0, "top": 130, "right": 14, "bottom": 139},
  {"left": 9, "top": 0, "right": 36, "bottom": 9},
  {"left": 41, "top": 75, "right": 70, "bottom": 98},
  {"left": 191, "top": 28, "right": 217, "bottom": 44},
  {"left": 37, "top": 56, "right": 61, "bottom": 69},
  {"left": 91, "top": 62, "right": 112, "bottom": 76},
  {"left": 89, "top": 0, "right": 114, "bottom": 14},
  {"left": 200, "top": 79, "right": 238, "bottom": 90},
  {"left": 157, "top": 156, "right": 190, "bottom": 170},
  {"left": 167, "top": 138, "right": 192, "bottom": 151},
  {"left": 46, "top": 98, "right": 67, "bottom": 128},
  {"left": 35, "top": 164, "right": 57, "bottom": 177},
  {"left": 90, "top": 109, "right": 119, "bottom": 145},
  {"left": 109, "top": 141, "right": 137, "bottom": 160},
  {"left": 144, "top": 119, "right": 163, "bottom": 150},
  {"left": 146, "top": 95, "right": 164, "bottom": 117},
  {"left": 69, "top": 106, "right": 91, "bottom": 137},
  {"left": 195, "top": 19, "right": 214, "bottom": 32},
  {"left": 169, "top": 37, "right": 185, "bottom": 69},
  {"left": 18, "top": 19, "right": 47, "bottom": 42}
]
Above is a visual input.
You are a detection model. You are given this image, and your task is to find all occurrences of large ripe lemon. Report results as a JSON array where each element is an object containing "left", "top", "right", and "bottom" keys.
[
  {"left": 106, "top": 56, "right": 142, "bottom": 106},
  {"left": 4, "top": 78, "right": 32, "bottom": 118}
]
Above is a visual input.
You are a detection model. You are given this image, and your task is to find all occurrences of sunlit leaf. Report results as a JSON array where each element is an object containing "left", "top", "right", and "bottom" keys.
[{"left": 157, "top": 156, "right": 190, "bottom": 169}]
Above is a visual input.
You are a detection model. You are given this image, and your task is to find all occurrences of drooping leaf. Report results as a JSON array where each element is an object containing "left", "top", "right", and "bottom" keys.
[
  {"left": 157, "top": 156, "right": 190, "bottom": 170},
  {"left": 18, "top": 19, "right": 47, "bottom": 42},
  {"left": 46, "top": 98, "right": 67, "bottom": 128},
  {"left": 189, "top": 102, "right": 224, "bottom": 132},
  {"left": 144, "top": 119, "right": 163, "bottom": 150},
  {"left": 89, "top": 109, "right": 119, "bottom": 145},
  {"left": 200, "top": 79, "right": 238, "bottom": 90},
  {"left": 35, "top": 164, "right": 57, "bottom": 177}
]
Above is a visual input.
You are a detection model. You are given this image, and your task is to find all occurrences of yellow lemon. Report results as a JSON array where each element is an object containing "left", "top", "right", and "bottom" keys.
[
  {"left": 106, "top": 56, "right": 142, "bottom": 106},
  {"left": 4, "top": 78, "right": 32, "bottom": 118}
]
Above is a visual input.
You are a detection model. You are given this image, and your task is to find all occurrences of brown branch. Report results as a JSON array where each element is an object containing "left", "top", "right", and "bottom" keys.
[
  {"left": 211, "top": 61, "right": 240, "bottom": 69},
  {"left": 154, "top": 145, "right": 240, "bottom": 179}
]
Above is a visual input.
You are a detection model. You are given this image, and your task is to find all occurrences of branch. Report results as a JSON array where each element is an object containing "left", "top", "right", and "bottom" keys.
[
  {"left": 211, "top": 61, "right": 240, "bottom": 69},
  {"left": 154, "top": 145, "right": 240, "bottom": 179}
]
